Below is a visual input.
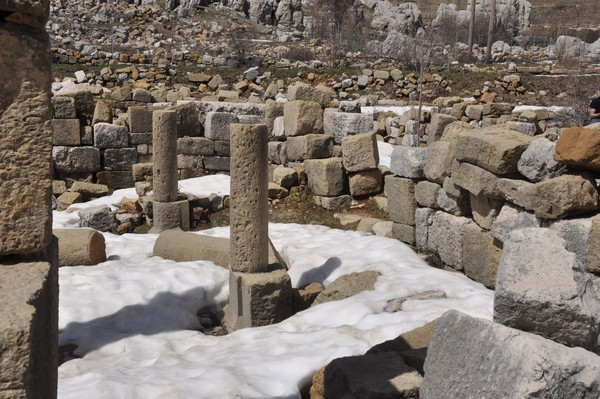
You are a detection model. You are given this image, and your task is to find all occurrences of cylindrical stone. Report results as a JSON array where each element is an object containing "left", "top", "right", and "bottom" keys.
[
  {"left": 150, "top": 200, "right": 190, "bottom": 233},
  {"left": 152, "top": 110, "right": 178, "bottom": 202},
  {"left": 53, "top": 228, "right": 106, "bottom": 266},
  {"left": 230, "top": 124, "right": 269, "bottom": 273}
]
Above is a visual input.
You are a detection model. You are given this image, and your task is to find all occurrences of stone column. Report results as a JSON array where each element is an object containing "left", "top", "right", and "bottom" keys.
[
  {"left": 225, "top": 124, "right": 292, "bottom": 331},
  {"left": 0, "top": 1, "right": 59, "bottom": 397},
  {"left": 150, "top": 110, "right": 189, "bottom": 232},
  {"left": 229, "top": 123, "right": 269, "bottom": 273}
]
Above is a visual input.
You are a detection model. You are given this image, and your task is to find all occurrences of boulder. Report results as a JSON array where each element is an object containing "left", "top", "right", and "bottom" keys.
[
  {"left": 554, "top": 126, "right": 600, "bottom": 172},
  {"left": 420, "top": 310, "right": 600, "bottom": 399},
  {"left": 286, "top": 134, "right": 333, "bottom": 161},
  {"left": 494, "top": 228, "right": 600, "bottom": 352}
]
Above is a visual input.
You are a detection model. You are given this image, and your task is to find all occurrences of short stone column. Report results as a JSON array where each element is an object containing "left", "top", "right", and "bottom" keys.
[
  {"left": 224, "top": 124, "right": 292, "bottom": 331},
  {"left": 150, "top": 110, "right": 189, "bottom": 232}
]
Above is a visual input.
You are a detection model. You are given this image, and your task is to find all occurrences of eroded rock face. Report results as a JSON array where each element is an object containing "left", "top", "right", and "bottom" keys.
[{"left": 0, "top": 23, "right": 53, "bottom": 255}]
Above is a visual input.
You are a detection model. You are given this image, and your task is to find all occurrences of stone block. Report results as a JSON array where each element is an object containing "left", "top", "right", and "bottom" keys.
[
  {"left": 177, "top": 154, "right": 203, "bottom": 169},
  {"left": 490, "top": 203, "right": 541, "bottom": 243},
  {"left": 415, "top": 181, "right": 441, "bottom": 208},
  {"left": 204, "top": 156, "right": 230, "bottom": 171},
  {"left": 0, "top": 24, "right": 53, "bottom": 255},
  {"left": 128, "top": 106, "right": 153, "bottom": 133},
  {"left": 528, "top": 174, "right": 599, "bottom": 219},
  {"left": 390, "top": 146, "right": 427, "bottom": 178},
  {"left": 53, "top": 228, "right": 106, "bottom": 266},
  {"left": 495, "top": 177, "right": 533, "bottom": 210},
  {"left": 494, "top": 228, "right": 600, "bottom": 352},
  {"left": 415, "top": 207, "right": 435, "bottom": 251},
  {"left": 92, "top": 99, "right": 112, "bottom": 125},
  {"left": 103, "top": 148, "right": 137, "bottom": 171},
  {"left": 287, "top": 82, "right": 333, "bottom": 108},
  {"left": 428, "top": 211, "right": 473, "bottom": 270},
  {"left": 177, "top": 137, "right": 215, "bottom": 156},
  {"left": 53, "top": 146, "right": 101, "bottom": 173},
  {"left": 51, "top": 119, "right": 80, "bottom": 146},
  {"left": 204, "top": 111, "right": 239, "bottom": 141},
  {"left": 547, "top": 217, "right": 592, "bottom": 272},
  {"left": 455, "top": 127, "right": 533, "bottom": 175},
  {"left": 420, "top": 311, "right": 600, "bottom": 399},
  {"left": 423, "top": 141, "right": 453, "bottom": 184},
  {"left": 464, "top": 104, "right": 483, "bottom": 120},
  {"left": 588, "top": 215, "right": 600, "bottom": 274},
  {"left": 153, "top": 230, "right": 229, "bottom": 267},
  {"left": 173, "top": 101, "right": 201, "bottom": 137},
  {"left": 518, "top": 138, "right": 566, "bottom": 182},
  {"left": 286, "top": 134, "right": 333, "bottom": 161},
  {"left": 214, "top": 140, "right": 230, "bottom": 157},
  {"left": 385, "top": 175, "right": 416, "bottom": 225},
  {"left": 78, "top": 205, "right": 118, "bottom": 233},
  {"left": 129, "top": 132, "right": 153, "bottom": 145},
  {"left": 271, "top": 116, "right": 285, "bottom": 140},
  {"left": 268, "top": 141, "right": 286, "bottom": 165},
  {"left": 96, "top": 171, "right": 135, "bottom": 189},
  {"left": 470, "top": 193, "right": 503, "bottom": 230},
  {"left": 224, "top": 269, "right": 293, "bottom": 330},
  {"left": 93, "top": 123, "right": 129, "bottom": 148},
  {"left": 348, "top": 169, "right": 382, "bottom": 197},
  {"left": 272, "top": 166, "right": 298, "bottom": 189},
  {"left": 426, "top": 113, "right": 456, "bottom": 145},
  {"left": 451, "top": 160, "right": 501, "bottom": 197},
  {"left": 437, "top": 177, "right": 470, "bottom": 216},
  {"left": 392, "top": 223, "right": 416, "bottom": 245},
  {"left": 51, "top": 96, "right": 76, "bottom": 119},
  {"left": 264, "top": 100, "right": 284, "bottom": 134},
  {"left": 325, "top": 111, "right": 373, "bottom": 144},
  {"left": 150, "top": 200, "right": 190, "bottom": 233},
  {"left": 70, "top": 181, "right": 109, "bottom": 199},
  {"left": 505, "top": 121, "right": 537, "bottom": 136},
  {"left": 0, "top": 257, "right": 59, "bottom": 399},
  {"left": 341, "top": 132, "right": 379, "bottom": 172},
  {"left": 304, "top": 158, "right": 346, "bottom": 197},
  {"left": 554, "top": 126, "right": 600, "bottom": 172},
  {"left": 463, "top": 223, "right": 502, "bottom": 288},
  {"left": 283, "top": 100, "right": 323, "bottom": 137}
]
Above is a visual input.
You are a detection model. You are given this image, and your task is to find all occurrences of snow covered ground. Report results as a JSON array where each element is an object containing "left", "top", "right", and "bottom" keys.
[{"left": 55, "top": 175, "right": 493, "bottom": 398}]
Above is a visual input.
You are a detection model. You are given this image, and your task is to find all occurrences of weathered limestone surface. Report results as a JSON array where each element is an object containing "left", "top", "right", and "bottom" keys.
[
  {"left": 490, "top": 203, "right": 541, "bottom": 243},
  {"left": 348, "top": 169, "right": 382, "bottom": 197},
  {"left": 420, "top": 311, "right": 600, "bottom": 399},
  {"left": 428, "top": 211, "right": 472, "bottom": 270},
  {"left": 313, "top": 271, "right": 381, "bottom": 305},
  {"left": 470, "top": 193, "right": 503, "bottom": 230},
  {"left": 494, "top": 228, "right": 600, "bottom": 352},
  {"left": 341, "top": 132, "right": 379, "bottom": 172},
  {"left": 151, "top": 200, "right": 190, "bottom": 232},
  {"left": 0, "top": 247, "right": 58, "bottom": 399},
  {"left": 326, "top": 112, "right": 373, "bottom": 144},
  {"left": 451, "top": 160, "right": 501, "bottom": 197},
  {"left": 528, "top": 174, "right": 599, "bottom": 219},
  {"left": 463, "top": 223, "right": 502, "bottom": 288},
  {"left": 304, "top": 158, "right": 346, "bottom": 197},
  {"left": 588, "top": 215, "right": 600, "bottom": 274},
  {"left": 53, "top": 228, "right": 106, "bottom": 266},
  {"left": 518, "top": 138, "right": 566, "bottom": 182},
  {"left": 152, "top": 110, "right": 179, "bottom": 203},
  {"left": 385, "top": 175, "right": 416, "bottom": 225},
  {"left": 283, "top": 100, "right": 323, "bottom": 136},
  {"left": 423, "top": 141, "right": 453, "bottom": 184},
  {"left": 554, "top": 126, "right": 600, "bottom": 172},
  {"left": 0, "top": 23, "right": 53, "bottom": 255},
  {"left": 229, "top": 124, "right": 269, "bottom": 273},
  {"left": 390, "top": 146, "right": 427, "bottom": 179},
  {"left": 286, "top": 134, "right": 333, "bottom": 161}
]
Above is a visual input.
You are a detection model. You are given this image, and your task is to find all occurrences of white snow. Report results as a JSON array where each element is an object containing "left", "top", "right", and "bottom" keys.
[{"left": 56, "top": 175, "right": 493, "bottom": 398}]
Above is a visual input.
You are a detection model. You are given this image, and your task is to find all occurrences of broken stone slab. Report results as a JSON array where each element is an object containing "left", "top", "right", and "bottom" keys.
[
  {"left": 495, "top": 228, "right": 600, "bottom": 352},
  {"left": 312, "top": 270, "right": 381, "bottom": 305},
  {"left": 517, "top": 138, "right": 566, "bottom": 182},
  {"left": 0, "top": 23, "right": 53, "bottom": 255},
  {"left": 554, "top": 126, "right": 600, "bottom": 172},
  {"left": 53, "top": 228, "right": 106, "bottom": 266},
  {"left": 341, "top": 132, "right": 379, "bottom": 173},
  {"left": 420, "top": 310, "right": 600, "bottom": 399},
  {"left": 78, "top": 205, "right": 118, "bottom": 233},
  {"left": 528, "top": 173, "right": 599, "bottom": 219},
  {"left": 390, "top": 146, "right": 428, "bottom": 179},
  {"left": 384, "top": 291, "right": 447, "bottom": 312}
]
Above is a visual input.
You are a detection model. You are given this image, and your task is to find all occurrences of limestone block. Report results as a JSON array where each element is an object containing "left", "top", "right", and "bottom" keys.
[
  {"left": 51, "top": 96, "right": 76, "bottom": 119},
  {"left": 225, "top": 269, "right": 293, "bottom": 330},
  {"left": 326, "top": 112, "right": 373, "bottom": 144},
  {"left": 177, "top": 154, "right": 202, "bottom": 169},
  {"left": 348, "top": 169, "right": 382, "bottom": 197},
  {"left": 96, "top": 171, "right": 134, "bottom": 190},
  {"left": 437, "top": 177, "right": 470, "bottom": 216},
  {"left": 304, "top": 158, "right": 346, "bottom": 197},
  {"left": 173, "top": 101, "right": 201, "bottom": 137},
  {"left": 470, "top": 194, "right": 503, "bottom": 230},
  {"left": 426, "top": 113, "right": 456, "bottom": 145},
  {"left": 385, "top": 175, "right": 416, "bottom": 225},
  {"left": 78, "top": 205, "right": 118, "bottom": 233},
  {"left": 495, "top": 177, "right": 533, "bottom": 210},
  {"left": 272, "top": 166, "right": 298, "bottom": 189},
  {"left": 0, "top": 258, "right": 58, "bottom": 399},
  {"left": 463, "top": 223, "right": 502, "bottom": 288},
  {"left": 415, "top": 181, "right": 440, "bottom": 209},
  {"left": 528, "top": 174, "right": 599, "bottom": 219},
  {"left": 318, "top": 195, "right": 352, "bottom": 211},
  {"left": 504, "top": 121, "right": 537, "bottom": 136},
  {"left": 341, "top": 132, "right": 379, "bottom": 173},
  {"left": 204, "top": 156, "right": 230, "bottom": 171},
  {"left": 214, "top": 140, "right": 230, "bottom": 157},
  {"left": 313, "top": 271, "right": 380, "bottom": 305},
  {"left": 204, "top": 112, "right": 239, "bottom": 141},
  {"left": 451, "top": 160, "right": 501, "bottom": 197},
  {"left": 53, "top": 228, "right": 106, "bottom": 266},
  {"left": 415, "top": 207, "right": 435, "bottom": 250},
  {"left": 490, "top": 203, "right": 541, "bottom": 243},
  {"left": 150, "top": 200, "right": 190, "bottom": 233},
  {"left": 464, "top": 104, "right": 483, "bottom": 120},
  {"left": 286, "top": 134, "right": 333, "bottom": 161},
  {"left": 103, "top": 148, "right": 137, "bottom": 171},
  {"left": 319, "top": 353, "right": 422, "bottom": 399},
  {"left": 230, "top": 124, "right": 269, "bottom": 273},
  {"left": 390, "top": 146, "right": 427, "bottom": 178},
  {"left": 268, "top": 141, "right": 286, "bottom": 165},
  {"left": 283, "top": 100, "right": 323, "bottom": 137},
  {"left": 455, "top": 127, "right": 534, "bottom": 175},
  {"left": 518, "top": 138, "right": 566, "bottom": 182},
  {"left": 129, "top": 132, "right": 152, "bottom": 145},
  {"left": 264, "top": 99, "right": 284, "bottom": 134},
  {"left": 51, "top": 119, "right": 80, "bottom": 146},
  {"left": 287, "top": 82, "right": 333, "bottom": 108},
  {"left": 547, "top": 217, "right": 592, "bottom": 271},
  {"left": 420, "top": 311, "right": 600, "bottom": 399},
  {"left": 588, "top": 216, "right": 600, "bottom": 274},
  {"left": 482, "top": 102, "right": 514, "bottom": 117},
  {"left": 494, "top": 228, "right": 600, "bottom": 352},
  {"left": 128, "top": 106, "right": 153, "bottom": 133},
  {"left": 392, "top": 223, "right": 416, "bottom": 245},
  {"left": 428, "top": 211, "right": 472, "bottom": 270},
  {"left": 177, "top": 137, "right": 214, "bottom": 156},
  {"left": 93, "top": 123, "right": 129, "bottom": 148},
  {"left": 92, "top": 99, "right": 112, "bottom": 125},
  {"left": 53, "top": 146, "right": 101, "bottom": 174},
  {"left": 70, "top": 181, "right": 109, "bottom": 199},
  {"left": 0, "top": 24, "right": 52, "bottom": 255},
  {"left": 423, "top": 141, "right": 453, "bottom": 184},
  {"left": 554, "top": 127, "right": 600, "bottom": 172},
  {"left": 132, "top": 88, "right": 152, "bottom": 103}
]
